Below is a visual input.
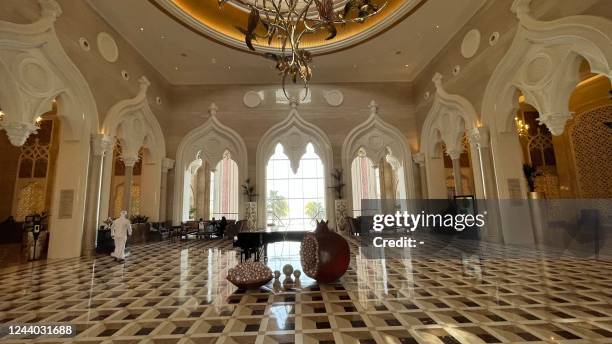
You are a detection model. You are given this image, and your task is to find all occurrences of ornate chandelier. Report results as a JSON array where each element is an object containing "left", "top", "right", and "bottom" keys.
[
  {"left": 514, "top": 116, "right": 530, "bottom": 137},
  {"left": 220, "top": 0, "right": 387, "bottom": 101}
]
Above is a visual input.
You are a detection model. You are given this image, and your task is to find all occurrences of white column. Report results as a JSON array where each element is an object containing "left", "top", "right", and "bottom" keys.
[
  {"left": 447, "top": 148, "right": 463, "bottom": 196},
  {"left": 469, "top": 127, "right": 495, "bottom": 198},
  {"left": 82, "top": 134, "right": 113, "bottom": 255},
  {"left": 141, "top": 158, "right": 162, "bottom": 222},
  {"left": 160, "top": 158, "right": 174, "bottom": 222},
  {"left": 121, "top": 155, "right": 138, "bottom": 216},
  {"left": 413, "top": 153, "right": 427, "bottom": 198},
  {"left": 196, "top": 165, "right": 208, "bottom": 220}
]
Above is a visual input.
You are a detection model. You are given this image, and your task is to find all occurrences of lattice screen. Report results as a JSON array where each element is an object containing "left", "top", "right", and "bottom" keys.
[
  {"left": 112, "top": 183, "right": 141, "bottom": 217},
  {"left": 14, "top": 138, "right": 51, "bottom": 221},
  {"left": 569, "top": 104, "right": 612, "bottom": 198},
  {"left": 15, "top": 181, "right": 45, "bottom": 220}
]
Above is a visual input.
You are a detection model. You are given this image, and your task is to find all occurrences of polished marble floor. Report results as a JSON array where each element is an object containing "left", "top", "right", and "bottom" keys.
[{"left": 0, "top": 235, "right": 611, "bottom": 344}]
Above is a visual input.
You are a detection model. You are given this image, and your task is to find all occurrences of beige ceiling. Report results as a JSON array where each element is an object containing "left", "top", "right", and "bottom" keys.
[{"left": 88, "top": 0, "right": 487, "bottom": 85}]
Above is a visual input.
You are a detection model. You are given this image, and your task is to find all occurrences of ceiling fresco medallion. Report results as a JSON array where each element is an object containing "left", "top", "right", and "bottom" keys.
[{"left": 151, "top": 0, "right": 427, "bottom": 55}]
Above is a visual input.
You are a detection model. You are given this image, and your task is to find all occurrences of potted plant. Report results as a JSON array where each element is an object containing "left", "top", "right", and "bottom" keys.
[
  {"left": 242, "top": 179, "right": 258, "bottom": 230},
  {"left": 329, "top": 168, "right": 347, "bottom": 232}
]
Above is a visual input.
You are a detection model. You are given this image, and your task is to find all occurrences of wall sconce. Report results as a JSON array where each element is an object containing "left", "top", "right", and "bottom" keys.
[{"left": 35, "top": 116, "right": 43, "bottom": 129}]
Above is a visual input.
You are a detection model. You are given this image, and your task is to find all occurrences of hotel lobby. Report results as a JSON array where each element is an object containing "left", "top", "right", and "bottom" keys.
[{"left": 0, "top": 0, "right": 611, "bottom": 343}]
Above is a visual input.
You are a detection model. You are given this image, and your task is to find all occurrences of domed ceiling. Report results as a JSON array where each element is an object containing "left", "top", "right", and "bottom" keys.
[{"left": 152, "top": 0, "right": 427, "bottom": 55}]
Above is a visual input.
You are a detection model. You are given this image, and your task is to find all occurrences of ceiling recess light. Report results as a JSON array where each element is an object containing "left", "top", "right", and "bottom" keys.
[
  {"left": 222, "top": 0, "right": 388, "bottom": 101},
  {"left": 139, "top": 27, "right": 144, "bottom": 32}
]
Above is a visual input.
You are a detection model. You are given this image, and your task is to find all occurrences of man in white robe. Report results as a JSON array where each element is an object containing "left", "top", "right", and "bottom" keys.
[{"left": 111, "top": 210, "right": 132, "bottom": 260}]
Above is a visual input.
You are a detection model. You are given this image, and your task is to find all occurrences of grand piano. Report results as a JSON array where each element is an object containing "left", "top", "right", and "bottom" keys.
[{"left": 233, "top": 230, "right": 309, "bottom": 261}]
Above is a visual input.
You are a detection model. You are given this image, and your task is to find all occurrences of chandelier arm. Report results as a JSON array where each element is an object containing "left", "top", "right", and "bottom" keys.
[
  {"left": 332, "top": 2, "right": 388, "bottom": 24},
  {"left": 230, "top": 0, "right": 275, "bottom": 15},
  {"left": 227, "top": 0, "right": 387, "bottom": 101}
]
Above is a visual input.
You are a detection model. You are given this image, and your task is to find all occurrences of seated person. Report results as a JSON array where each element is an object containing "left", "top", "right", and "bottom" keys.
[
  {"left": 216, "top": 216, "right": 228, "bottom": 238},
  {"left": 207, "top": 217, "right": 218, "bottom": 234},
  {"left": 197, "top": 218, "right": 207, "bottom": 236}
]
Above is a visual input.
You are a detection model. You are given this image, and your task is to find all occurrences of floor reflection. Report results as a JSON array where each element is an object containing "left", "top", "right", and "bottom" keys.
[{"left": 0, "top": 236, "right": 610, "bottom": 343}]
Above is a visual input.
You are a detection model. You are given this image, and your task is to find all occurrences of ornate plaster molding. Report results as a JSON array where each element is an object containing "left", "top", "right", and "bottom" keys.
[
  {"left": 482, "top": 0, "right": 612, "bottom": 136},
  {"left": 0, "top": 0, "right": 99, "bottom": 146},
  {"left": 121, "top": 155, "right": 139, "bottom": 168},
  {"left": 467, "top": 126, "right": 490, "bottom": 149},
  {"left": 173, "top": 103, "right": 248, "bottom": 224},
  {"left": 103, "top": 76, "right": 166, "bottom": 162},
  {"left": 162, "top": 158, "right": 175, "bottom": 172},
  {"left": 91, "top": 134, "right": 114, "bottom": 157},
  {"left": 2, "top": 121, "right": 39, "bottom": 146},
  {"left": 412, "top": 152, "right": 426, "bottom": 167},
  {"left": 342, "top": 99, "right": 416, "bottom": 200},
  {"left": 446, "top": 148, "right": 463, "bottom": 161},
  {"left": 421, "top": 73, "right": 479, "bottom": 157}
]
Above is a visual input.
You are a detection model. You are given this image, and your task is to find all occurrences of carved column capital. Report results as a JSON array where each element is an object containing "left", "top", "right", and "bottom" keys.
[
  {"left": 1, "top": 121, "right": 38, "bottom": 146},
  {"left": 121, "top": 155, "right": 139, "bottom": 168},
  {"left": 468, "top": 127, "right": 490, "bottom": 149},
  {"left": 412, "top": 152, "right": 426, "bottom": 167},
  {"left": 162, "top": 158, "right": 175, "bottom": 172},
  {"left": 446, "top": 148, "right": 463, "bottom": 161},
  {"left": 91, "top": 134, "right": 114, "bottom": 157},
  {"left": 538, "top": 112, "right": 573, "bottom": 136}
]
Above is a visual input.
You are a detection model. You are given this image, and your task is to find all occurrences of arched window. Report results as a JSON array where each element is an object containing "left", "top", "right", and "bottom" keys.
[
  {"left": 210, "top": 150, "right": 239, "bottom": 220},
  {"left": 351, "top": 148, "right": 380, "bottom": 216},
  {"left": 266, "top": 143, "right": 326, "bottom": 231}
]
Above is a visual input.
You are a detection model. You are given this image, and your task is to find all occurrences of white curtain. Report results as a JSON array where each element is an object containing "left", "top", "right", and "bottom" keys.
[
  {"left": 351, "top": 152, "right": 380, "bottom": 216},
  {"left": 211, "top": 153, "right": 239, "bottom": 220}
]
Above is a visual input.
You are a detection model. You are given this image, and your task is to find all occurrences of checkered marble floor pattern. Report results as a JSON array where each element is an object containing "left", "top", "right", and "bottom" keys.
[{"left": 0, "top": 236, "right": 611, "bottom": 344}]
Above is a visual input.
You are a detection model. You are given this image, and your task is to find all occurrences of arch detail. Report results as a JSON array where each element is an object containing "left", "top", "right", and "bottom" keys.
[
  {"left": 256, "top": 104, "right": 333, "bottom": 227},
  {"left": 342, "top": 100, "right": 416, "bottom": 211},
  {"left": 173, "top": 103, "right": 248, "bottom": 224}
]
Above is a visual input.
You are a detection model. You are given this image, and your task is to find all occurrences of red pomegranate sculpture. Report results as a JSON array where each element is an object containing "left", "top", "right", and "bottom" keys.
[{"left": 300, "top": 220, "right": 350, "bottom": 283}]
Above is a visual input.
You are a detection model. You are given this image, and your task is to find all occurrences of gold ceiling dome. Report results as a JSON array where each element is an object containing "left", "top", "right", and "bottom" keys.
[{"left": 152, "top": 0, "right": 426, "bottom": 55}]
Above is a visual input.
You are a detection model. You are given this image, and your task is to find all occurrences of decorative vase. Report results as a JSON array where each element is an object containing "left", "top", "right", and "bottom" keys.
[
  {"left": 227, "top": 261, "right": 273, "bottom": 289},
  {"left": 300, "top": 220, "right": 350, "bottom": 283},
  {"left": 335, "top": 199, "right": 348, "bottom": 232},
  {"left": 246, "top": 201, "right": 257, "bottom": 231}
]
